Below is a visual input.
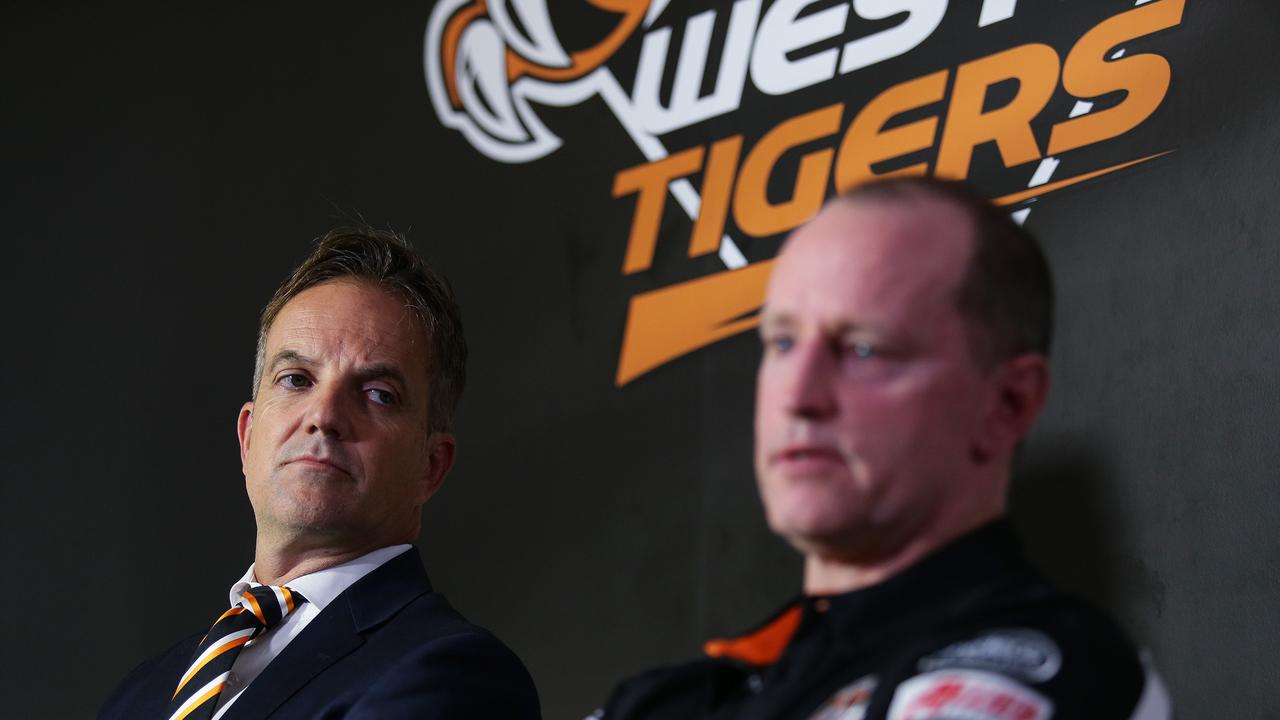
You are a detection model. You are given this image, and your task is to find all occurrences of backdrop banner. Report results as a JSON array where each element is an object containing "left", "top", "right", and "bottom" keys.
[{"left": 3, "top": 2, "right": 1277, "bottom": 718}]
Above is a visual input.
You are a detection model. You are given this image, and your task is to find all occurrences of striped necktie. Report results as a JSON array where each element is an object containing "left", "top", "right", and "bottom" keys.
[{"left": 165, "top": 585, "right": 306, "bottom": 720}]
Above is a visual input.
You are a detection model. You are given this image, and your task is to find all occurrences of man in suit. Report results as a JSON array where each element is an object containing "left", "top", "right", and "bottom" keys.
[
  {"left": 101, "top": 228, "right": 540, "bottom": 719},
  {"left": 594, "top": 178, "right": 1170, "bottom": 719}
]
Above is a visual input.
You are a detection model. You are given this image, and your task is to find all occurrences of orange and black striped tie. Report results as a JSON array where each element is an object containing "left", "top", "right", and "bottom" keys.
[{"left": 165, "top": 585, "right": 306, "bottom": 720}]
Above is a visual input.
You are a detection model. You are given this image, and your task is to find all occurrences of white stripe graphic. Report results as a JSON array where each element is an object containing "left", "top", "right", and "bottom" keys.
[
  {"left": 167, "top": 672, "right": 231, "bottom": 720},
  {"left": 592, "top": 69, "right": 747, "bottom": 269},
  {"left": 1029, "top": 157, "right": 1060, "bottom": 187},
  {"left": 1069, "top": 100, "right": 1095, "bottom": 118},
  {"left": 271, "top": 586, "right": 289, "bottom": 616},
  {"left": 978, "top": 0, "right": 1018, "bottom": 27},
  {"left": 176, "top": 628, "right": 257, "bottom": 690},
  {"left": 1013, "top": 0, "right": 1146, "bottom": 225}
]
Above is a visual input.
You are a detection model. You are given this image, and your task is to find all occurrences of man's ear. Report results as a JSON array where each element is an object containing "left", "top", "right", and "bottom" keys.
[
  {"left": 237, "top": 401, "right": 254, "bottom": 470},
  {"left": 975, "top": 353, "right": 1051, "bottom": 462},
  {"left": 418, "top": 431, "right": 457, "bottom": 506}
]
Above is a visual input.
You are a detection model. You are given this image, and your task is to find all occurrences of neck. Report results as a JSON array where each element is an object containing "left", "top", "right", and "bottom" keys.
[
  {"left": 802, "top": 532, "right": 937, "bottom": 595},
  {"left": 252, "top": 535, "right": 399, "bottom": 585},
  {"left": 802, "top": 509, "right": 1004, "bottom": 595}
]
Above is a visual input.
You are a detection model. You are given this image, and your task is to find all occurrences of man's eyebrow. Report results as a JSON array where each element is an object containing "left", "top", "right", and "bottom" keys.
[
  {"left": 759, "top": 312, "right": 795, "bottom": 332},
  {"left": 268, "top": 352, "right": 410, "bottom": 387},
  {"left": 352, "top": 363, "right": 409, "bottom": 389},
  {"left": 266, "top": 350, "right": 315, "bottom": 374},
  {"left": 759, "top": 313, "right": 874, "bottom": 336}
]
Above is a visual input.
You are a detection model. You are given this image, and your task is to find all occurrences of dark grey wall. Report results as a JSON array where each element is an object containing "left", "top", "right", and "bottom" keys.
[{"left": 1, "top": 2, "right": 1277, "bottom": 718}]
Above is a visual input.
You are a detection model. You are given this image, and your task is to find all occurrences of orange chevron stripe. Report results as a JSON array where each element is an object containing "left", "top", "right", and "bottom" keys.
[
  {"left": 173, "top": 681, "right": 226, "bottom": 720},
  {"left": 507, "top": 0, "right": 648, "bottom": 83},
  {"left": 993, "top": 151, "right": 1173, "bottom": 206},
  {"left": 442, "top": 1, "right": 487, "bottom": 108},
  {"left": 242, "top": 591, "right": 266, "bottom": 625},
  {"left": 172, "top": 636, "right": 251, "bottom": 698},
  {"left": 282, "top": 587, "right": 295, "bottom": 613}
]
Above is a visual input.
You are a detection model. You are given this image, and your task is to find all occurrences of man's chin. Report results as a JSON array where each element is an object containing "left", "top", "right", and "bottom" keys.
[
  {"left": 780, "top": 529, "right": 848, "bottom": 555},
  {"left": 765, "top": 490, "right": 866, "bottom": 538},
  {"left": 259, "top": 494, "right": 360, "bottom": 536},
  {"left": 770, "top": 499, "right": 902, "bottom": 556},
  {"left": 772, "top": 515, "right": 865, "bottom": 555}
]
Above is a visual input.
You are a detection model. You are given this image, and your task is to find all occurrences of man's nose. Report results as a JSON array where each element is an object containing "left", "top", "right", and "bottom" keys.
[
  {"left": 305, "top": 382, "right": 352, "bottom": 439},
  {"left": 784, "top": 339, "right": 838, "bottom": 421}
]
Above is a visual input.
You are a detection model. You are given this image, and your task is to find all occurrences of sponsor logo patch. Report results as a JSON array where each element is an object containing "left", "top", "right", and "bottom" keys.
[
  {"left": 918, "top": 629, "right": 1062, "bottom": 683},
  {"left": 888, "top": 669, "right": 1052, "bottom": 720},
  {"left": 807, "top": 675, "right": 877, "bottom": 720}
]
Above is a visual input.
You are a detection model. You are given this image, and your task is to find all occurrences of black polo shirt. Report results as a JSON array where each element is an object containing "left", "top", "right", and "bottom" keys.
[{"left": 597, "top": 521, "right": 1168, "bottom": 720}]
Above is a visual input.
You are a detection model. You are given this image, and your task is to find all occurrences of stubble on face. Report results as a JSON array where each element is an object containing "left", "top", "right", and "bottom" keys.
[
  {"left": 753, "top": 196, "right": 994, "bottom": 565},
  {"left": 239, "top": 280, "right": 437, "bottom": 555}
]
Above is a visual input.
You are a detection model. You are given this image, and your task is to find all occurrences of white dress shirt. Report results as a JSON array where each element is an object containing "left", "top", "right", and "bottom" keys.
[{"left": 210, "top": 544, "right": 413, "bottom": 719}]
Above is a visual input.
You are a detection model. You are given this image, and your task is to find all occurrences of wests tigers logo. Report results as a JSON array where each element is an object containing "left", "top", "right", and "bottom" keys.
[
  {"left": 425, "top": 0, "right": 663, "bottom": 163},
  {"left": 426, "top": 1, "right": 1186, "bottom": 385}
]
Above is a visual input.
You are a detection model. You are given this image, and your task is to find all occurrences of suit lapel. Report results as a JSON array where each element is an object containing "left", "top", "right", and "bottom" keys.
[{"left": 224, "top": 549, "right": 433, "bottom": 720}]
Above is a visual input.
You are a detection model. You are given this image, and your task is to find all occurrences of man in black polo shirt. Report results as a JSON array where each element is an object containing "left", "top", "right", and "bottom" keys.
[{"left": 594, "top": 178, "right": 1170, "bottom": 719}]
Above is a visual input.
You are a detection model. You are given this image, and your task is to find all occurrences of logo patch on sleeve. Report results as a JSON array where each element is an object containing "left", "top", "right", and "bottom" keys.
[
  {"left": 806, "top": 675, "right": 876, "bottom": 720},
  {"left": 918, "top": 629, "right": 1062, "bottom": 683},
  {"left": 888, "top": 669, "right": 1053, "bottom": 720}
]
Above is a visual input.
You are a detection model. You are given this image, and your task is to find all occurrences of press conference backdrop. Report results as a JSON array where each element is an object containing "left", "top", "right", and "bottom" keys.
[{"left": 2, "top": 1, "right": 1276, "bottom": 717}]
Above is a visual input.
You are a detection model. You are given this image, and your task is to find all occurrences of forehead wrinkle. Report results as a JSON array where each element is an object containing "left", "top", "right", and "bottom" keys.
[
  {"left": 266, "top": 349, "right": 315, "bottom": 374},
  {"left": 268, "top": 286, "right": 429, "bottom": 382},
  {"left": 322, "top": 279, "right": 428, "bottom": 350},
  {"left": 351, "top": 362, "right": 409, "bottom": 388},
  {"left": 278, "top": 309, "right": 405, "bottom": 355}
]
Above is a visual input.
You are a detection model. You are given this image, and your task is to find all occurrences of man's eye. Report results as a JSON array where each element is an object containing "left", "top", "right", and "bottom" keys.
[
  {"left": 847, "top": 341, "right": 876, "bottom": 359},
  {"left": 765, "top": 335, "right": 794, "bottom": 353},
  {"left": 367, "top": 388, "right": 398, "bottom": 406},
  {"left": 279, "top": 374, "right": 311, "bottom": 389}
]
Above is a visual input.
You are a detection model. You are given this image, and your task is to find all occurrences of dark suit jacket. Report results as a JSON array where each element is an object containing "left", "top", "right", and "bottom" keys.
[{"left": 99, "top": 549, "right": 541, "bottom": 719}]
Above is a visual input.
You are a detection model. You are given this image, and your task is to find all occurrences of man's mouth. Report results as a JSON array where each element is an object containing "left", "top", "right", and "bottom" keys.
[
  {"left": 774, "top": 445, "right": 845, "bottom": 470},
  {"left": 783, "top": 448, "right": 841, "bottom": 460},
  {"left": 286, "top": 456, "right": 350, "bottom": 476}
]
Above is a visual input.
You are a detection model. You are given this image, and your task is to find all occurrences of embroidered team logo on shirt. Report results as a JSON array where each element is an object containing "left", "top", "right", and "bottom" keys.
[
  {"left": 888, "top": 669, "right": 1053, "bottom": 720},
  {"left": 918, "top": 629, "right": 1062, "bottom": 683}
]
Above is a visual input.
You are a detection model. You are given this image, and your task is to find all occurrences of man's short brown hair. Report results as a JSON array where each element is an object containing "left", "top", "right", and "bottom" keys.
[
  {"left": 838, "top": 177, "right": 1055, "bottom": 367},
  {"left": 253, "top": 227, "right": 467, "bottom": 432}
]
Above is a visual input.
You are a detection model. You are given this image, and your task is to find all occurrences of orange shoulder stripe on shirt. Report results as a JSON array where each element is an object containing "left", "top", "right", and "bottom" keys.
[{"left": 703, "top": 604, "right": 803, "bottom": 667}]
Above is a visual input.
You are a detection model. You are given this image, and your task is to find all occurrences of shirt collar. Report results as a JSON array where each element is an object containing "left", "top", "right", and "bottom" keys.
[
  {"left": 227, "top": 544, "right": 413, "bottom": 611},
  {"left": 813, "top": 519, "right": 1030, "bottom": 637},
  {"left": 703, "top": 520, "right": 1030, "bottom": 666}
]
